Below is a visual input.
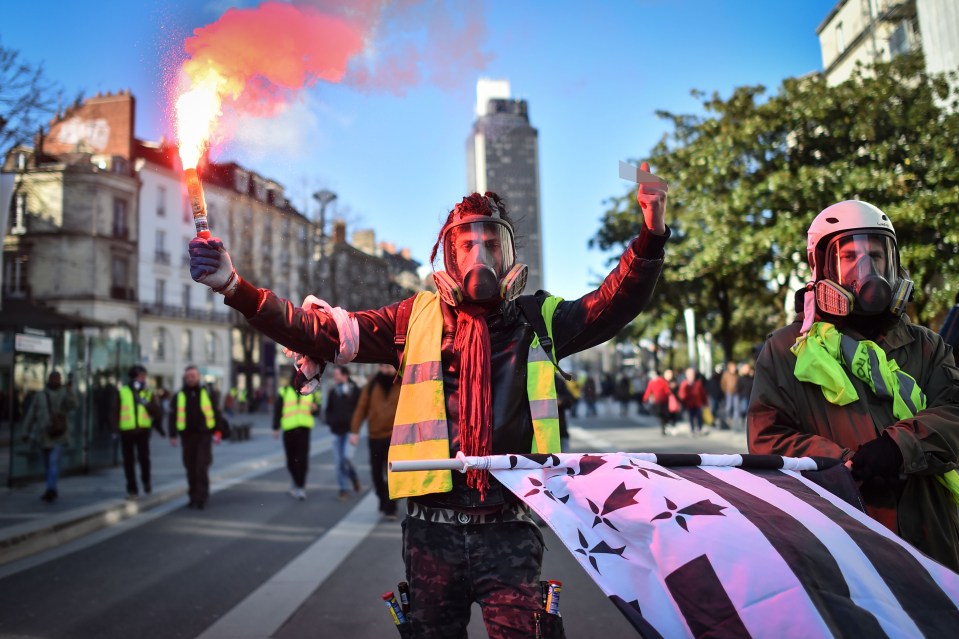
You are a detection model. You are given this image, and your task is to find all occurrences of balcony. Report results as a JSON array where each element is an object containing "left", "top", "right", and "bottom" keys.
[
  {"left": 112, "top": 226, "right": 129, "bottom": 240},
  {"left": 140, "top": 302, "right": 230, "bottom": 323},
  {"left": 109, "top": 286, "right": 136, "bottom": 301}
]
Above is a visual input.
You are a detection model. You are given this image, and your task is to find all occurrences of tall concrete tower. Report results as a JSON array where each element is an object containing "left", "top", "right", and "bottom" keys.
[{"left": 467, "top": 79, "right": 544, "bottom": 293}]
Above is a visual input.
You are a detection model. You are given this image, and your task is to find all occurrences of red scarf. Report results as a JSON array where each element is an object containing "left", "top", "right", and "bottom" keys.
[{"left": 453, "top": 304, "right": 492, "bottom": 498}]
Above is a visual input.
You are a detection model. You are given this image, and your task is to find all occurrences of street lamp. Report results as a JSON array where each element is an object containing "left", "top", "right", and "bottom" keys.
[{"left": 312, "top": 189, "right": 337, "bottom": 293}]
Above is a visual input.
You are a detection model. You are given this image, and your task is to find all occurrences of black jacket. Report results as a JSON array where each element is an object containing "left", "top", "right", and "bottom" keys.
[
  {"left": 325, "top": 380, "right": 360, "bottom": 434},
  {"left": 226, "top": 226, "right": 668, "bottom": 508}
]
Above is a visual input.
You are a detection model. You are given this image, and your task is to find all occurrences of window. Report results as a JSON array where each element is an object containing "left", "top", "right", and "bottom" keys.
[
  {"left": 155, "top": 279, "right": 166, "bottom": 306},
  {"left": 113, "top": 198, "right": 128, "bottom": 238},
  {"left": 11, "top": 193, "right": 27, "bottom": 234},
  {"left": 155, "top": 230, "right": 169, "bottom": 264},
  {"left": 835, "top": 22, "right": 845, "bottom": 54},
  {"left": 157, "top": 186, "right": 167, "bottom": 217},
  {"left": 205, "top": 331, "right": 217, "bottom": 363},
  {"left": 889, "top": 22, "right": 910, "bottom": 57},
  {"left": 16, "top": 152, "right": 27, "bottom": 171},
  {"left": 154, "top": 327, "right": 168, "bottom": 361},
  {"left": 3, "top": 255, "right": 28, "bottom": 297},
  {"left": 112, "top": 256, "right": 129, "bottom": 288},
  {"left": 182, "top": 283, "right": 191, "bottom": 311},
  {"left": 182, "top": 329, "right": 194, "bottom": 360}
]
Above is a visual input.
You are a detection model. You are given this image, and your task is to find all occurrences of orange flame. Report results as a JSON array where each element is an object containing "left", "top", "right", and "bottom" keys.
[{"left": 173, "top": 1, "right": 365, "bottom": 169}]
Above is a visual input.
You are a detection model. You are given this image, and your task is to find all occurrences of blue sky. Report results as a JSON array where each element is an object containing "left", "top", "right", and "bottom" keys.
[{"left": 3, "top": 0, "right": 837, "bottom": 299}]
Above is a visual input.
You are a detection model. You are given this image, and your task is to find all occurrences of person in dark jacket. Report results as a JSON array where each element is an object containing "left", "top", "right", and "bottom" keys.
[
  {"left": 188, "top": 164, "right": 669, "bottom": 638},
  {"left": 325, "top": 365, "right": 361, "bottom": 500},
  {"left": 168, "top": 365, "right": 222, "bottom": 509},
  {"left": 555, "top": 371, "right": 575, "bottom": 453},
  {"left": 20, "top": 371, "right": 79, "bottom": 503},
  {"left": 748, "top": 200, "right": 959, "bottom": 572},
  {"left": 350, "top": 363, "right": 401, "bottom": 517}
]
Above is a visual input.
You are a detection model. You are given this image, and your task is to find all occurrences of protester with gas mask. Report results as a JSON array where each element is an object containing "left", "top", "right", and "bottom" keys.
[
  {"left": 188, "top": 162, "right": 668, "bottom": 638},
  {"left": 748, "top": 200, "right": 959, "bottom": 571},
  {"left": 117, "top": 364, "right": 163, "bottom": 500}
]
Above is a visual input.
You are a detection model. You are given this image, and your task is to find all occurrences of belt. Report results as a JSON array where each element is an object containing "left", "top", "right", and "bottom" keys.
[{"left": 406, "top": 501, "right": 536, "bottom": 526}]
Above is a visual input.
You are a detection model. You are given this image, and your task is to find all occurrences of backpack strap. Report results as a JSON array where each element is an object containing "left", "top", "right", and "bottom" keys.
[
  {"left": 393, "top": 295, "right": 417, "bottom": 369},
  {"left": 516, "top": 295, "right": 572, "bottom": 381}
]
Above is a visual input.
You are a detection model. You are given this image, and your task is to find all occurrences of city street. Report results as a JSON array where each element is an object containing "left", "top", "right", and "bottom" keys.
[{"left": 0, "top": 408, "right": 746, "bottom": 638}]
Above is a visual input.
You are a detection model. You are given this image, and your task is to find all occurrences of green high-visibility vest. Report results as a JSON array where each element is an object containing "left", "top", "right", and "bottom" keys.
[
  {"left": 176, "top": 387, "right": 216, "bottom": 431},
  {"left": 388, "top": 292, "right": 562, "bottom": 499},
  {"left": 279, "top": 386, "right": 316, "bottom": 430},
  {"left": 118, "top": 386, "right": 153, "bottom": 431}
]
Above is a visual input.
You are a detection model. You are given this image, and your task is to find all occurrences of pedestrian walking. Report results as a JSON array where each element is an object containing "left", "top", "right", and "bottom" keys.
[
  {"left": 188, "top": 162, "right": 669, "bottom": 637},
  {"left": 168, "top": 365, "right": 223, "bottom": 509},
  {"left": 326, "top": 365, "right": 362, "bottom": 500},
  {"left": 20, "top": 371, "right": 78, "bottom": 503},
  {"left": 117, "top": 365, "right": 162, "bottom": 500},
  {"left": 350, "top": 363, "right": 401, "bottom": 518},
  {"left": 274, "top": 368, "right": 319, "bottom": 500}
]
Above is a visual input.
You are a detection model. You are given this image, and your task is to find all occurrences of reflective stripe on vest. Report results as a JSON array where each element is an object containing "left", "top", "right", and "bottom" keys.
[
  {"left": 279, "top": 386, "right": 315, "bottom": 430},
  {"left": 176, "top": 388, "right": 216, "bottom": 431},
  {"left": 528, "top": 295, "right": 563, "bottom": 454},
  {"left": 118, "top": 386, "right": 152, "bottom": 431},
  {"left": 388, "top": 292, "right": 562, "bottom": 499}
]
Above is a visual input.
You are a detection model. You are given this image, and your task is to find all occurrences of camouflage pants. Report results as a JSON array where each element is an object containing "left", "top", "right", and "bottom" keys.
[{"left": 402, "top": 514, "right": 545, "bottom": 638}]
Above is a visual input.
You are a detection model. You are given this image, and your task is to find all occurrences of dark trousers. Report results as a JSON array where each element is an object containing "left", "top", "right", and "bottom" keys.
[
  {"left": 402, "top": 518, "right": 546, "bottom": 638},
  {"left": 368, "top": 437, "right": 396, "bottom": 515},
  {"left": 283, "top": 427, "right": 311, "bottom": 488},
  {"left": 181, "top": 432, "right": 213, "bottom": 505},
  {"left": 120, "top": 429, "right": 152, "bottom": 495}
]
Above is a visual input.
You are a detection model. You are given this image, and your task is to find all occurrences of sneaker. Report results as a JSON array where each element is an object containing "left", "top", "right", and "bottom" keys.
[
  {"left": 338, "top": 490, "right": 349, "bottom": 501},
  {"left": 351, "top": 476, "right": 362, "bottom": 493},
  {"left": 126, "top": 493, "right": 139, "bottom": 501},
  {"left": 296, "top": 488, "right": 307, "bottom": 501},
  {"left": 144, "top": 484, "right": 152, "bottom": 495},
  {"left": 40, "top": 489, "right": 56, "bottom": 503},
  {"left": 289, "top": 488, "right": 299, "bottom": 499}
]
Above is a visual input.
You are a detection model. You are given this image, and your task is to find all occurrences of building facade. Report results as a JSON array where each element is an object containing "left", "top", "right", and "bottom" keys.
[
  {"left": 818, "top": 0, "right": 958, "bottom": 97},
  {"left": 467, "top": 79, "right": 544, "bottom": 293}
]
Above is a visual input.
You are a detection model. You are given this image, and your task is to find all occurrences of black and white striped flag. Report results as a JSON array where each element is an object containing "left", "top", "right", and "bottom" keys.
[{"left": 481, "top": 452, "right": 959, "bottom": 638}]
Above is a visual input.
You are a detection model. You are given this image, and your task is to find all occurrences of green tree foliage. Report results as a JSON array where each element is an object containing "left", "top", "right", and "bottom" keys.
[
  {"left": 594, "top": 53, "right": 959, "bottom": 361},
  {"left": 0, "top": 41, "right": 68, "bottom": 154}
]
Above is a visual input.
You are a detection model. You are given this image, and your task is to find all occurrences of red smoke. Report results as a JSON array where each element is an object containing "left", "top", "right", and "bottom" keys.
[{"left": 181, "top": 1, "right": 364, "bottom": 118}]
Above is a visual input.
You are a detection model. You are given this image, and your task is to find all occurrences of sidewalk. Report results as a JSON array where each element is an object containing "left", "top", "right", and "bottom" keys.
[{"left": 0, "top": 412, "right": 330, "bottom": 566}]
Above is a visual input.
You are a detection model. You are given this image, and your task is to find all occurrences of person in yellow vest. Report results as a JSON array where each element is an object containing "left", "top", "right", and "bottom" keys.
[
  {"left": 168, "top": 365, "right": 223, "bottom": 509},
  {"left": 117, "top": 365, "right": 162, "bottom": 500},
  {"left": 189, "top": 165, "right": 669, "bottom": 638},
  {"left": 273, "top": 368, "right": 319, "bottom": 500},
  {"left": 748, "top": 201, "right": 959, "bottom": 572}
]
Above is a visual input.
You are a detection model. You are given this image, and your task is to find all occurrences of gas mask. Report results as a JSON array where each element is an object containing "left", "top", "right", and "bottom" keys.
[
  {"left": 814, "top": 232, "right": 913, "bottom": 317},
  {"left": 433, "top": 218, "right": 528, "bottom": 306}
]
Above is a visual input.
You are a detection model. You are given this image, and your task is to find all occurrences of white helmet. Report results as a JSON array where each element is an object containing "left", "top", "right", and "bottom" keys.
[
  {"left": 806, "top": 200, "right": 912, "bottom": 317},
  {"left": 806, "top": 201, "right": 894, "bottom": 277}
]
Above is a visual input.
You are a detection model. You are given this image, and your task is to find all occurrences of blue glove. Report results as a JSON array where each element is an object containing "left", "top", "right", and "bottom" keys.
[{"left": 189, "top": 237, "right": 238, "bottom": 296}]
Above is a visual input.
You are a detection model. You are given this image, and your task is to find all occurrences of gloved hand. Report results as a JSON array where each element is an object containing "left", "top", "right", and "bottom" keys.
[
  {"left": 636, "top": 160, "right": 668, "bottom": 235},
  {"left": 189, "top": 237, "right": 239, "bottom": 296},
  {"left": 850, "top": 433, "right": 903, "bottom": 488}
]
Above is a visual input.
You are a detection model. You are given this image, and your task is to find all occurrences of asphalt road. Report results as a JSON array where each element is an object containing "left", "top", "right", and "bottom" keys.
[{"left": 0, "top": 410, "right": 747, "bottom": 638}]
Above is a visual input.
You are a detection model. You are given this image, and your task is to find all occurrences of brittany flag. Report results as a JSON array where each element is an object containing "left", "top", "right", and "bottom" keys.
[{"left": 396, "top": 452, "right": 959, "bottom": 637}]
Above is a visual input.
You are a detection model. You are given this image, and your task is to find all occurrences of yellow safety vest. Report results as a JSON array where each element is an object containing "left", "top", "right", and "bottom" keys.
[
  {"left": 279, "top": 386, "right": 316, "bottom": 430},
  {"left": 118, "top": 386, "right": 153, "bottom": 431},
  {"left": 176, "top": 387, "right": 216, "bottom": 431},
  {"left": 388, "top": 292, "right": 561, "bottom": 499}
]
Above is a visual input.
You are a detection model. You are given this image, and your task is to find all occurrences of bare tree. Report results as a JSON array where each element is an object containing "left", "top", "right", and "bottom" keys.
[{"left": 0, "top": 41, "right": 70, "bottom": 154}]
